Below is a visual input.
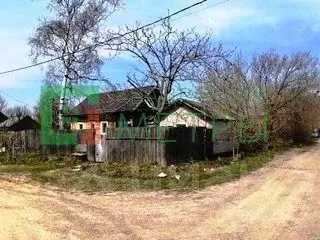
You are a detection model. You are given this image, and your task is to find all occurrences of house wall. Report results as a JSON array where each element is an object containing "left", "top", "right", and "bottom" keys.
[
  {"left": 70, "top": 121, "right": 116, "bottom": 134},
  {"left": 70, "top": 108, "right": 234, "bottom": 142},
  {"left": 70, "top": 112, "right": 150, "bottom": 134},
  {"left": 160, "top": 107, "right": 212, "bottom": 128},
  {"left": 160, "top": 107, "right": 234, "bottom": 142}
]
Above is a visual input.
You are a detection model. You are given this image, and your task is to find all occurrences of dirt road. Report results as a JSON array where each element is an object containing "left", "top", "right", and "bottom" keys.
[{"left": 0, "top": 143, "right": 319, "bottom": 240}]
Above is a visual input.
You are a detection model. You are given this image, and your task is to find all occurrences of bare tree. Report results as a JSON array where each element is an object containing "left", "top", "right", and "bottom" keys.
[
  {"left": 32, "top": 101, "right": 41, "bottom": 122},
  {"left": 5, "top": 106, "right": 32, "bottom": 119},
  {"left": 282, "top": 92, "right": 320, "bottom": 143},
  {"left": 119, "top": 18, "right": 226, "bottom": 114},
  {"left": 29, "top": 0, "right": 120, "bottom": 129},
  {"left": 252, "top": 51, "right": 318, "bottom": 113},
  {"left": 251, "top": 51, "right": 319, "bottom": 139},
  {"left": 0, "top": 94, "right": 7, "bottom": 112},
  {"left": 198, "top": 53, "right": 259, "bottom": 121},
  {"left": 199, "top": 50, "right": 320, "bottom": 144}
]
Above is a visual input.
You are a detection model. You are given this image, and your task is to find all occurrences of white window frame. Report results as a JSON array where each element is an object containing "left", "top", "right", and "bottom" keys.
[
  {"left": 78, "top": 122, "right": 85, "bottom": 130},
  {"left": 100, "top": 121, "right": 108, "bottom": 134}
]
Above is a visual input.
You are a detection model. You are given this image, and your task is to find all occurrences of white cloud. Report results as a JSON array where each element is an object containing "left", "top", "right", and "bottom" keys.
[
  {"left": 0, "top": 28, "right": 43, "bottom": 88},
  {"left": 0, "top": 1, "right": 49, "bottom": 90},
  {"left": 171, "top": 1, "right": 278, "bottom": 36},
  {"left": 1, "top": 0, "right": 319, "bottom": 91}
]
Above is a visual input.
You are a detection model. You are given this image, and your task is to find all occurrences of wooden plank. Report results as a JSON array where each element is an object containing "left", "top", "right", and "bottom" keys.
[
  {"left": 101, "top": 126, "right": 235, "bottom": 165},
  {"left": 72, "top": 153, "right": 87, "bottom": 156}
]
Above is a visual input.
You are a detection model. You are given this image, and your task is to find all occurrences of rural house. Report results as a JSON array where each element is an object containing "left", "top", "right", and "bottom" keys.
[
  {"left": 69, "top": 86, "right": 159, "bottom": 134},
  {"left": 0, "top": 116, "right": 40, "bottom": 132},
  {"left": 68, "top": 87, "right": 237, "bottom": 162},
  {"left": 161, "top": 99, "right": 237, "bottom": 155},
  {"left": 0, "top": 116, "right": 41, "bottom": 152},
  {"left": 69, "top": 87, "right": 235, "bottom": 136},
  {"left": 161, "top": 98, "right": 235, "bottom": 130}
]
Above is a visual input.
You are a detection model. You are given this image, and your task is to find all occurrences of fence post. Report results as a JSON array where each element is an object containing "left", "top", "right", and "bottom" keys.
[
  {"left": 87, "top": 129, "right": 96, "bottom": 162},
  {"left": 11, "top": 143, "right": 15, "bottom": 162}
]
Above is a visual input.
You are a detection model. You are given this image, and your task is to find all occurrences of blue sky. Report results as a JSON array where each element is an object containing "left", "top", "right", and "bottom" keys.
[{"left": 0, "top": 0, "right": 320, "bottom": 108}]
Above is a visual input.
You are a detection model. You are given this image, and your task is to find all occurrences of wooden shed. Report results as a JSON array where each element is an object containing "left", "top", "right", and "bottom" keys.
[
  {"left": 0, "top": 116, "right": 40, "bottom": 132},
  {"left": 0, "top": 112, "right": 8, "bottom": 123},
  {"left": 0, "top": 116, "right": 41, "bottom": 152}
]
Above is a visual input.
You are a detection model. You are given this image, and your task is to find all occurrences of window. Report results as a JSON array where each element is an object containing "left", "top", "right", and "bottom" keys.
[
  {"left": 101, "top": 122, "right": 108, "bottom": 134},
  {"left": 127, "top": 119, "right": 133, "bottom": 127},
  {"left": 78, "top": 123, "right": 84, "bottom": 130}
]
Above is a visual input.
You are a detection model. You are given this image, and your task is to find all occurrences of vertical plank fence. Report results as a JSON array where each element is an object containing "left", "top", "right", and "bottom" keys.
[
  {"left": 103, "top": 126, "right": 237, "bottom": 165},
  {"left": 1, "top": 127, "right": 237, "bottom": 164}
]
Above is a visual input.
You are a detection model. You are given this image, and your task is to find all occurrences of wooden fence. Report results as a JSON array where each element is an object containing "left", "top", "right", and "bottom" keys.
[
  {"left": 41, "top": 130, "right": 95, "bottom": 157},
  {"left": 0, "top": 129, "right": 41, "bottom": 152},
  {"left": 0, "top": 129, "right": 91, "bottom": 156},
  {"left": 100, "top": 126, "right": 237, "bottom": 165},
  {"left": 1, "top": 127, "right": 238, "bottom": 165}
]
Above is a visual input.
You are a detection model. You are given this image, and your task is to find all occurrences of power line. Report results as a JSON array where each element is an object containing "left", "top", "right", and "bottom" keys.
[
  {"left": 0, "top": 58, "right": 60, "bottom": 76},
  {"left": 0, "top": 89, "right": 31, "bottom": 106},
  {"left": 0, "top": 0, "right": 233, "bottom": 105},
  {"left": 172, "top": 0, "right": 231, "bottom": 22},
  {"left": 0, "top": 0, "right": 211, "bottom": 76}
]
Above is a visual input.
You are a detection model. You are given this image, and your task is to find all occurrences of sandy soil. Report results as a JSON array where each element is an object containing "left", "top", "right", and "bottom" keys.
[{"left": 0, "top": 143, "right": 319, "bottom": 240}]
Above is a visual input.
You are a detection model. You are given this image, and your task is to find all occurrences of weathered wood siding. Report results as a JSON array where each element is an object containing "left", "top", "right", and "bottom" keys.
[
  {"left": 101, "top": 127, "right": 237, "bottom": 165},
  {"left": 5, "top": 127, "right": 237, "bottom": 163},
  {"left": 0, "top": 129, "right": 41, "bottom": 152}
]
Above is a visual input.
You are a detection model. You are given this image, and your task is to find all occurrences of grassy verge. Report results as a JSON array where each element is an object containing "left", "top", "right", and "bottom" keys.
[{"left": 0, "top": 141, "right": 313, "bottom": 192}]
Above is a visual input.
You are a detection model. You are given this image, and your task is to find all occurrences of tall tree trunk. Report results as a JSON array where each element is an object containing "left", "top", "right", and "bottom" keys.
[{"left": 58, "top": 73, "right": 69, "bottom": 130}]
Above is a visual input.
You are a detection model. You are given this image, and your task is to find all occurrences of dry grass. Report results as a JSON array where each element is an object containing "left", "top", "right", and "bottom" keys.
[{"left": 0, "top": 143, "right": 303, "bottom": 192}]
